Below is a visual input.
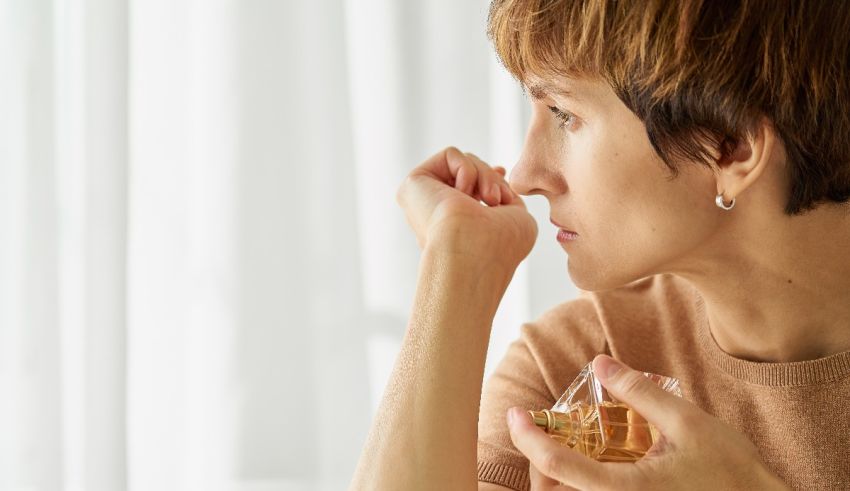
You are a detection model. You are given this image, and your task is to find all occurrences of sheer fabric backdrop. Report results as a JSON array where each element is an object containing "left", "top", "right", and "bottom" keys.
[{"left": 0, "top": 0, "right": 578, "bottom": 489}]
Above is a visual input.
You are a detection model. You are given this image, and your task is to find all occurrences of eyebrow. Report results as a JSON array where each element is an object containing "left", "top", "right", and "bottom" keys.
[{"left": 524, "top": 82, "right": 578, "bottom": 101}]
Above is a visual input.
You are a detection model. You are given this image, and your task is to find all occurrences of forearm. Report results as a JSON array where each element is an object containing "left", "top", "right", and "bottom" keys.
[{"left": 350, "top": 247, "right": 515, "bottom": 490}]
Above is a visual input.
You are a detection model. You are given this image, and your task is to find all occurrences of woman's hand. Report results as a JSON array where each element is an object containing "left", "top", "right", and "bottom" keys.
[
  {"left": 396, "top": 146, "right": 537, "bottom": 269},
  {"left": 507, "top": 355, "right": 791, "bottom": 491}
]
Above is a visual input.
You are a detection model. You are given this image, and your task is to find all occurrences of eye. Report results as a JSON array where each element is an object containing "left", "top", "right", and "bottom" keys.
[{"left": 548, "top": 105, "right": 577, "bottom": 130}]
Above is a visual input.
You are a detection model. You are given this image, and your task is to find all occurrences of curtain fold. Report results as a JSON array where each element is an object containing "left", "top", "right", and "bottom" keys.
[
  {"left": 1, "top": 2, "right": 62, "bottom": 489},
  {"left": 0, "top": 1, "right": 577, "bottom": 489}
]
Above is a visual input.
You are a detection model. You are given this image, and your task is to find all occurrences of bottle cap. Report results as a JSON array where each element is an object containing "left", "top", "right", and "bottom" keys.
[{"left": 528, "top": 410, "right": 549, "bottom": 430}]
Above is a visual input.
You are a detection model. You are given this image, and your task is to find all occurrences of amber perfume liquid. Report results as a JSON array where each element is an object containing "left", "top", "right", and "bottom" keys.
[
  {"left": 527, "top": 361, "right": 681, "bottom": 462},
  {"left": 529, "top": 402, "right": 658, "bottom": 462}
]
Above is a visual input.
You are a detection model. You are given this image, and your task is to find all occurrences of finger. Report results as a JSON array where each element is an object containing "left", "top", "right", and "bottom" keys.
[
  {"left": 446, "top": 147, "right": 478, "bottom": 196},
  {"left": 591, "top": 355, "right": 690, "bottom": 437},
  {"left": 464, "top": 152, "right": 517, "bottom": 206},
  {"left": 464, "top": 152, "right": 501, "bottom": 206},
  {"left": 412, "top": 146, "right": 478, "bottom": 196},
  {"left": 415, "top": 146, "right": 459, "bottom": 182},
  {"left": 530, "top": 463, "right": 580, "bottom": 490},
  {"left": 507, "top": 407, "right": 616, "bottom": 490},
  {"left": 490, "top": 167, "right": 514, "bottom": 204},
  {"left": 459, "top": 152, "right": 523, "bottom": 207},
  {"left": 499, "top": 182, "right": 513, "bottom": 204}
]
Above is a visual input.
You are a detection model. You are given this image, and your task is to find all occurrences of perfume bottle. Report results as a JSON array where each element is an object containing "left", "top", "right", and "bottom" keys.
[{"left": 527, "top": 362, "right": 682, "bottom": 462}]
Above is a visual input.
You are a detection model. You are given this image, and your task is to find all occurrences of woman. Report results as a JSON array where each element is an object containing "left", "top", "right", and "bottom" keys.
[{"left": 351, "top": 0, "right": 850, "bottom": 489}]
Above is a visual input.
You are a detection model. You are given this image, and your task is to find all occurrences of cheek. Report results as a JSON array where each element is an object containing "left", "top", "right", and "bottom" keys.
[
  {"left": 592, "top": 160, "right": 708, "bottom": 250},
  {"left": 570, "top": 138, "right": 655, "bottom": 237},
  {"left": 650, "top": 165, "right": 721, "bottom": 249},
  {"left": 564, "top": 137, "right": 714, "bottom": 288}
]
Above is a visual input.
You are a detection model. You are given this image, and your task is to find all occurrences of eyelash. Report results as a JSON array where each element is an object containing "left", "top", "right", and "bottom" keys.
[{"left": 548, "top": 106, "right": 576, "bottom": 130}]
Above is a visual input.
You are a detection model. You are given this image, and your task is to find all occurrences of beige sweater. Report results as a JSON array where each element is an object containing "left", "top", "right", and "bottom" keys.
[{"left": 477, "top": 273, "right": 850, "bottom": 490}]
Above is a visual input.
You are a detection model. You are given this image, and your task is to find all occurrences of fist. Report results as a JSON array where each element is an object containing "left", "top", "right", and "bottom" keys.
[{"left": 396, "top": 146, "right": 537, "bottom": 269}]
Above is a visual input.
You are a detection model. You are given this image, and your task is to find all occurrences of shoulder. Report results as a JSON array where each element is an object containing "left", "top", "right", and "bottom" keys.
[{"left": 512, "top": 292, "right": 606, "bottom": 399}]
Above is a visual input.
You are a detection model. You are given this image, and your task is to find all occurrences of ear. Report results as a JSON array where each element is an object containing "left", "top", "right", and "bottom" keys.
[{"left": 713, "top": 117, "right": 778, "bottom": 203}]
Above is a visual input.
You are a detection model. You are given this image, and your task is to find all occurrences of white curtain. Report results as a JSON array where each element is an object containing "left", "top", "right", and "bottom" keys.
[{"left": 0, "top": 0, "right": 578, "bottom": 489}]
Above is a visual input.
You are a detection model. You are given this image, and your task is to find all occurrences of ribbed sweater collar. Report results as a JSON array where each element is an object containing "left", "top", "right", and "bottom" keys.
[{"left": 693, "top": 292, "right": 850, "bottom": 387}]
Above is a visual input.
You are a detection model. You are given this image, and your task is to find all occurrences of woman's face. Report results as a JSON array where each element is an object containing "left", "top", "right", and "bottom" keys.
[{"left": 509, "top": 76, "right": 725, "bottom": 291}]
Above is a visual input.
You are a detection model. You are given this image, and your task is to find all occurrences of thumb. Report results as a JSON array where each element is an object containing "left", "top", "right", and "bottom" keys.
[{"left": 591, "top": 354, "right": 688, "bottom": 436}]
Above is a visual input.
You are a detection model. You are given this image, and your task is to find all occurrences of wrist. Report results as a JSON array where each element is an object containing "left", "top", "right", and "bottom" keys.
[
  {"left": 422, "top": 244, "right": 516, "bottom": 285},
  {"left": 425, "top": 221, "right": 527, "bottom": 273},
  {"left": 418, "top": 246, "right": 516, "bottom": 316}
]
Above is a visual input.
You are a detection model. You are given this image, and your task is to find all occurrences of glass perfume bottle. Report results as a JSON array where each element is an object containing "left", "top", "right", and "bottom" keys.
[{"left": 527, "top": 362, "right": 682, "bottom": 462}]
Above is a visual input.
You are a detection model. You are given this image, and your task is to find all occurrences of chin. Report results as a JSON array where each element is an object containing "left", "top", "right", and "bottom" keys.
[{"left": 566, "top": 256, "right": 652, "bottom": 292}]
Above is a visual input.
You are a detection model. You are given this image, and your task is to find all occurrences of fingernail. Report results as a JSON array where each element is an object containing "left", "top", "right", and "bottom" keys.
[{"left": 603, "top": 356, "right": 623, "bottom": 379}]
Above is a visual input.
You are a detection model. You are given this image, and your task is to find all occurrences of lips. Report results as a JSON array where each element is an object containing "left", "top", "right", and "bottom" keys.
[{"left": 550, "top": 217, "right": 577, "bottom": 234}]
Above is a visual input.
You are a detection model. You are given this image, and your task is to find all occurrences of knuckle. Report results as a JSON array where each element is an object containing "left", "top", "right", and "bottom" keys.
[
  {"left": 444, "top": 145, "right": 460, "bottom": 157},
  {"left": 466, "top": 152, "right": 493, "bottom": 173}
]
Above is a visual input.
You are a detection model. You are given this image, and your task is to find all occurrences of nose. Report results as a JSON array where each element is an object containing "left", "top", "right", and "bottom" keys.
[{"left": 508, "top": 109, "right": 568, "bottom": 198}]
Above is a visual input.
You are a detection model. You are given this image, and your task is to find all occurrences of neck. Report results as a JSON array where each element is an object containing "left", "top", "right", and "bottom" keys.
[{"left": 676, "top": 202, "right": 850, "bottom": 363}]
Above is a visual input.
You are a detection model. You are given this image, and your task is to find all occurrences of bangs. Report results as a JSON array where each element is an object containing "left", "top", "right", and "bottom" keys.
[
  {"left": 486, "top": 0, "right": 615, "bottom": 88},
  {"left": 486, "top": 0, "right": 705, "bottom": 100}
]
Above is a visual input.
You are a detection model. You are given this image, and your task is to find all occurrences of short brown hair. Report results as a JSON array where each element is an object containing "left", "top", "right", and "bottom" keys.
[{"left": 488, "top": 0, "right": 850, "bottom": 215}]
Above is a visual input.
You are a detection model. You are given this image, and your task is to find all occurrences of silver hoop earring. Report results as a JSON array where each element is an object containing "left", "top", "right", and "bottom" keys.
[{"left": 715, "top": 193, "right": 735, "bottom": 210}]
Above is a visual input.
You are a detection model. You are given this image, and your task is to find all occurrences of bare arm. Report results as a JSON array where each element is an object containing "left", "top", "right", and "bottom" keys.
[
  {"left": 350, "top": 145, "right": 536, "bottom": 489},
  {"left": 349, "top": 246, "right": 516, "bottom": 490}
]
